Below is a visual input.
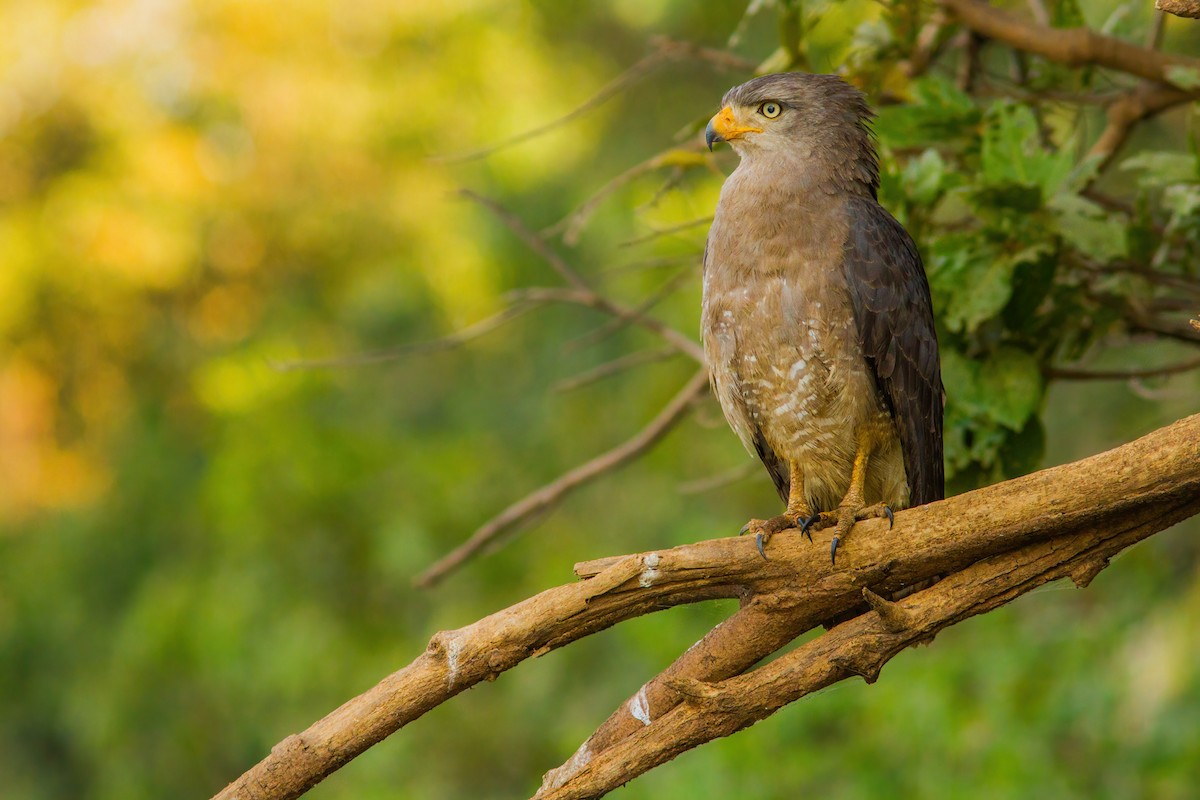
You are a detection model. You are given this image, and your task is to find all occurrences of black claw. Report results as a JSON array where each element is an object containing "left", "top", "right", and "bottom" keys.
[
  {"left": 739, "top": 521, "right": 751, "bottom": 536},
  {"left": 799, "top": 514, "right": 817, "bottom": 542},
  {"left": 884, "top": 506, "right": 895, "bottom": 529},
  {"left": 756, "top": 532, "right": 768, "bottom": 560},
  {"left": 830, "top": 535, "right": 839, "bottom": 565}
]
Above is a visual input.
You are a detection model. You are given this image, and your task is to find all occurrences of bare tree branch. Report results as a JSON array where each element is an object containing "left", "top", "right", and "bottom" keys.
[
  {"left": 269, "top": 302, "right": 537, "bottom": 372},
  {"left": 432, "top": 46, "right": 673, "bottom": 165},
  {"left": 433, "top": 36, "right": 753, "bottom": 164},
  {"left": 1087, "top": 81, "right": 1197, "bottom": 171},
  {"left": 1045, "top": 354, "right": 1200, "bottom": 380},
  {"left": 210, "top": 414, "right": 1200, "bottom": 800},
  {"left": 939, "top": 0, "right": 1200, "bottom": 86},
  {"left": 621, "top": 216, "right": 713, "bottom": 247},
  {"left": 511, "top": 287, "right": 705, "bottom": 363},
  {"left": 675, "top": 461, "right": 758, "bottom": 495},
  {"left": 544, "top": 145, "right": 709, "bottom": 246},
  {"left": 413, "top": 369, "right": 711, "bottom": 588},
  {"left": 565, "top": 265, "right": 697, "bottom": 353},
  {"left": 464, "top": 190, "right": 594, "bottom": 292},
  {"left": 554, "top": 347, "right": 679, "bottom": 393}
]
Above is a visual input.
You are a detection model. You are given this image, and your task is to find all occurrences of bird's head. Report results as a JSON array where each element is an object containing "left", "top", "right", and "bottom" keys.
[{"left": 705, "top": 72, "right": 879, "bottom": 192}]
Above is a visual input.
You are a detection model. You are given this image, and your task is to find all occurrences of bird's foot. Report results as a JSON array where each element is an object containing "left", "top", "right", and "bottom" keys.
[
  {"left": 808, "top": 502, "right": 894, "bottom": 564},
  {"left": 739, "top": 511, "right": 817, "bottom": 559}
]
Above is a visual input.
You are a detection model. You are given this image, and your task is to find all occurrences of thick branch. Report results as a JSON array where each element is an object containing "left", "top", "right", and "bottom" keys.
[
  {"left": 210, "top": 414, "right": 1200, "bottom": 800},
  {"left": 939, "top": 0, "right": 1200, "bottom": 86},
  {"left": 534, "top": 494, "right": 1200, "bottom": 800},
  {"left": 1087, "top": 82, "right": 1196, "bottom": 170}
]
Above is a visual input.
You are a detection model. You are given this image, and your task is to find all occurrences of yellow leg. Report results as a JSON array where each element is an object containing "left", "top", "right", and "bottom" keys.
[
  {"left": 842, "top": 445, "right": 871, "bottom": 509},
  {"left": 824, "top": 433, "right": 894, "bottom": 564},
  {"left": 740, "top": 459, "right": 813, "bottom": 559},
  {"left": 784, "top": 460, "right": 811, "bottom": 519}
]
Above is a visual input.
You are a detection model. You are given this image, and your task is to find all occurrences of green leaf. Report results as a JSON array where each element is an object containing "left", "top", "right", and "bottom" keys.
[
  {"left": 999, "top": 416, "right": 1046, "bottom": 477},
  {"left": 978, "top": 347, "right": 1043, "bottom": 430},
  {"left": 875, "top": 77, "right": 980, "bottom": 150},
  {"left": 972, "top": 183, "right": 1043, "bottom": 214},
  {"left": 1002, "top": 250, "right": 1057, "bottom": 334},
  {"left": 1050, "top": 192, "right": 1128, "bottom": 262},
  {"left": 1121, "top": 151, "right": 1200, "bottom": 187},
  {"left": 930, "top": 237, "right": 1053, "bottom": 334},
  {"left": 980, "top": 102, "right": 1074, "bottom": 200},
  {"left": 1164, "top": 184, "right": 1200, "bottom": 220},
  {"left": 941, "top": 349, "right": 983, "bottom": 416},
  {"left": 1052, "top": 0, "right": 1085, "bottom": 27},
  {"left": 1165, "top": 65, "right": 1200, "bottom": 90},
  {"left": 903, "top": 148, "right": 948, "bottom": 206}
]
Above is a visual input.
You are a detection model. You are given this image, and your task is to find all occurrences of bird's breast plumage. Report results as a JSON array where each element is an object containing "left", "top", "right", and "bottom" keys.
[{"left": 702, "top": 166, "right": 908, "bottom": 511}]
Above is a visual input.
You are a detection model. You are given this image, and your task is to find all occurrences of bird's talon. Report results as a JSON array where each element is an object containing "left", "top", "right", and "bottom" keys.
[
  {"left": 830, "top": 535, "right": 840, "bottom": 565},
  {"left": 739, "top": 521, "right": 752, "bottom": 536},
  {"left": 756, "top": 532, "right": 768, "bottom": 560},
  {"left": 799, "top": 514, "right": 818, "bottom": 542},
  {"left": 884, "top": 506, "right": 894, "bottom": 529}
]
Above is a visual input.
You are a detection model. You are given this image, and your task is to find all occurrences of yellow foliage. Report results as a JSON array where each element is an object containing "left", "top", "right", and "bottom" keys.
[{"left": 192, "top": 344, "right": 299, "bottom": 415}]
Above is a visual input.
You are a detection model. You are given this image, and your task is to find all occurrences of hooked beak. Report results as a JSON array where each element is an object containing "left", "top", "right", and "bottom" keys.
[{"left": 705, "top": 105, "right": 762, "bottom": 151}]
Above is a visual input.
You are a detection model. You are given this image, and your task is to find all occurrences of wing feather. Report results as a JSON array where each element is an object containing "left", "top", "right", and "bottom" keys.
[{"left": 842, "top": 196, "right": 945, "bottom": 506}]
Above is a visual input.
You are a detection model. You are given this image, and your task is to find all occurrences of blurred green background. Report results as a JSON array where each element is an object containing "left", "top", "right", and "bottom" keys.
[{"left": 1, "top": 1, "right": 1198, "bottom": 798}]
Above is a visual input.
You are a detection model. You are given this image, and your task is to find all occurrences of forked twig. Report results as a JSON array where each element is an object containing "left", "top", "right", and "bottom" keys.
[
  {"left": 413, "top": 369, "right": 710, "bottom": 588},
  {"left": 435, "top": 37, "right": 754, "bottom": 164},
  {"left": 554, "top": 348, "right": 680, "bottom": 393},
  {"left": 565, "top": 265, "right": 698, "bottom": 353},
  {"left": 269, "top": 302, "right": 536, "bottom": 372}
]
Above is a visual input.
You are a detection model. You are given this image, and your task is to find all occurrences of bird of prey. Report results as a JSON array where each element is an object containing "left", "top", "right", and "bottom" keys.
[{"left": 701, "top": 72, "right": 943, "bottom": 563}]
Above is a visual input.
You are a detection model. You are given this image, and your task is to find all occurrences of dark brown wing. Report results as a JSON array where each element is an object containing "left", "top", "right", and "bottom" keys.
[
  {"left": 842, "top": 196, "right": 944, "bottom": 506},
  {"left": 753, "top": 431, "right": 790, "bottom": 504}
]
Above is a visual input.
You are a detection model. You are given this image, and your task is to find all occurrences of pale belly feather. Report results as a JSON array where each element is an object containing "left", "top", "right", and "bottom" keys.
[{"left": 703, "top": 277, "right": 909, "bottom": 513}]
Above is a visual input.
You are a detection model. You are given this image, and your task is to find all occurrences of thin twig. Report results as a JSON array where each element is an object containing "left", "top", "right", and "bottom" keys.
[
  {"left": 269, "top": 302, "right": 535, "bottom": 371},
  {"left": 413, "top": 369, "right": 710, "bottom": 588},
  {"left": 647, "top": 35, "right": 757, "bottom": 73},
  {"left": 433, "top": 49, "right": 672, "bottom": 164},
  {"left": 554, "top": 348, "right": 680, "bottom": 393},
  {"left": 433, "top": 37, "right": 753, "bottom": 164},
  {"left": 544, "top": 145, "right": 708, "bottom": 246},
  {"left": 1147, "top": 10, "right": 1167, "bottom": 50},
  {"left": 1086, "top": 82, "right": 1197, "bottom": 174},
  {"left": 464, "top": 191, "right": 704, "bottom": 364},
  {"left": 463, "top": 190, "right": 592, "bottom": 291},
  {"left": 1073, "top": 258, "right": 1200, "bottom": 298},
  {"left": 1045, "top": 354, "right": 1200, "bottom": 380},
  {"left": 621, "top": 216, "right": 713, "bottom": 248},
  {"left": 599, "top": 254, "right": 698, "bottom": 277},
  {"left": 509, "top": 287, "right": 704, "bottom": 363},
  {"left": 676, "top": 461, "right": 759, "bottom": 495},
  {"left": 903, "top": 13, "right": 951, "bottom": 79},
  {"left": 565, "top": 265, "right": 697, "bottom": 353}
]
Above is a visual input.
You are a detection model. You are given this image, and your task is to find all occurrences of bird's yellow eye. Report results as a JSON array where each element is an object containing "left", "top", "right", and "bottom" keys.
[{"left": 759, "top": 101, "right": 782, "bottom": 118}]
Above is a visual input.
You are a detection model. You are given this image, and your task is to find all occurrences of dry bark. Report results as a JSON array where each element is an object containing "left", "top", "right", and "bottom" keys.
[
  {"left": 211, "top": 413, "right": 1200, "bottom": 800},
  {"left": 1157, "top": 0, "right": 1200, "bottom": 20}
]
